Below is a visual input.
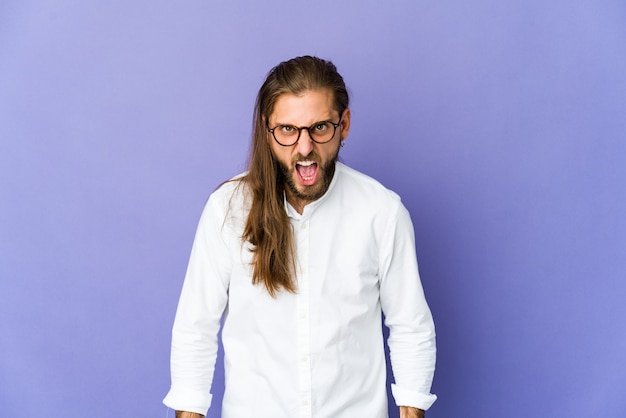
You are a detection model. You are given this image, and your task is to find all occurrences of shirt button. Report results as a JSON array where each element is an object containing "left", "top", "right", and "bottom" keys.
[
  {"left": 300, "top": 356, "right": 308, "bottom": 363},
  {"left": 301, "top": 223, "right": 307, "bottom": 230},
  {"left": 302, "top": 399, "right": 309, "bottom": 406}
]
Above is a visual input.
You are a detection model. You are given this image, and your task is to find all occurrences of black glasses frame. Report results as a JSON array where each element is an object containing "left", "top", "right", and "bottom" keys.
[{"left": 267, "top": 118, "right": 342, "bottom": 147}]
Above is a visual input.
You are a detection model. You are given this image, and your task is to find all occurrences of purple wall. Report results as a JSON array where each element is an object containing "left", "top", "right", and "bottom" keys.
[{"left": 1, "top": 1, "right": 625, "bottom": 416}]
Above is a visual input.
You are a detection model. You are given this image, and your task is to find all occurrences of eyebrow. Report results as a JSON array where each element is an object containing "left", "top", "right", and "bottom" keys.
[{"left": 272, "top": 115, "right": 338, "bottom": 126}]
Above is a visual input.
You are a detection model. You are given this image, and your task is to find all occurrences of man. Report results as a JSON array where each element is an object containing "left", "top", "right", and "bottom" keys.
[{"left": 164, "top": 56, "right": 437, "bottom": 418}]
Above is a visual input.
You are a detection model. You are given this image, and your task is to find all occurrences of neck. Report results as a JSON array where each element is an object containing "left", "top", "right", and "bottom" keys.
[{"left": 284, "top": 189, "right": 309, "bottom": 215}]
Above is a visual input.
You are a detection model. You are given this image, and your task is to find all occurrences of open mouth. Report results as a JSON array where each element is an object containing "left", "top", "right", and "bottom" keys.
[{"left": 295, "top": 160, "right": 319, "bottom": 185}]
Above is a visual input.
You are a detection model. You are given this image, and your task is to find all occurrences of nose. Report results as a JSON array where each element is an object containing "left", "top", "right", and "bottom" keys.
[{"left": 295, "top": 128, "right": 314, "bottom": 156}]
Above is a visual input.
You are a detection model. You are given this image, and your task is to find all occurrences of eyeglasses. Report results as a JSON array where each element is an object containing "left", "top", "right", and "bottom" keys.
[{"left": 267, "top": 118, "right": 342, "bottom": 147}]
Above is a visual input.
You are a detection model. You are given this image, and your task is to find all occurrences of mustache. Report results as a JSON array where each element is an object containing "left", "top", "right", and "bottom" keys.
[{"left": 291, "top": 152, "right": 321, "bottom": 164}]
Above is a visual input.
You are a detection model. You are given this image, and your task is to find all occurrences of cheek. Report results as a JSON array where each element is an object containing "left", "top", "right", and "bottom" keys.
[
  {"left": 269, "top": 143, "right": 292, "bottom": 165},
  {"left": 323, "top": 143, "right": 341, "bottom": 161}
]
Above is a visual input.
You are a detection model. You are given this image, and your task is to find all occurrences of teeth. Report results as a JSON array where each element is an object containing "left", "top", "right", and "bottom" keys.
[{"left": 296, "top": 161, "right": 315, "bottom": 166}]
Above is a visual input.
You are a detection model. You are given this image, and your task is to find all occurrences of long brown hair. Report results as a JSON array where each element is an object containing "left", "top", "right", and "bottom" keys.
[{"left": 240, "top": 56, "right": 350, "bottom": 297}]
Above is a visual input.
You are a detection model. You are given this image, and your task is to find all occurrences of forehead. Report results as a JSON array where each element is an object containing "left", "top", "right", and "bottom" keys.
[{"left": 270, "top": 89, "right": 336, "bottom": 124}]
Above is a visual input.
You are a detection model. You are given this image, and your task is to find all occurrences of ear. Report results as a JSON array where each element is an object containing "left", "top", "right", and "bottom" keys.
[{"left": 339, "top": 108, "right": 351, "bottom": 141}]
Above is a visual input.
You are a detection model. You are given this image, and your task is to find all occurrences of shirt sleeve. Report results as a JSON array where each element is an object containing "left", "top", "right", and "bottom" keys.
[
  {"left": 378, "top": 200, "right": 437, "bottom": 411},
  {"left": 163, "top": 193, "right": 233, "bottom": 415}
]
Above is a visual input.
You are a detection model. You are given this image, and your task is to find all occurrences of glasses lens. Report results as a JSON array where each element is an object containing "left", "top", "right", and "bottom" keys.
[
  {"left": 273, "top": 125, "right": 299, "bottom": 146},
  {"left": 309, "top": 122, "right": 335, "bottom": 143}
]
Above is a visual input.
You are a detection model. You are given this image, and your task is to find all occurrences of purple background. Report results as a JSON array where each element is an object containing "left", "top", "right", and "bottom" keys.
[{"left": 1, "top": 1, "right": 625, "bottom": 417}]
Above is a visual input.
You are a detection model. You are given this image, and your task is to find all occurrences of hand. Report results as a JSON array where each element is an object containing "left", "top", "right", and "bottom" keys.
[{"left": 399, "top": 406, "right": 425, "bottom": 418}]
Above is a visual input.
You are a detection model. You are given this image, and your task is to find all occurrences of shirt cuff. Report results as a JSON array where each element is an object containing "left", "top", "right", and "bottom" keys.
[
  {"left": 163, "top": 386, "right": 212, "bottom": 416},
  {"left": 391, "top": 384, "right": 437, "bottom": 411}
]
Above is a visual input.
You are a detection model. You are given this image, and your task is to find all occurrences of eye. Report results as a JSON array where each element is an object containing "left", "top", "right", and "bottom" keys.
[
  {"left": 312, "top": 122, "right": 329, "bottom": 133},
  {"left": 279, "top": 125, "right": 297, "bottom": 135}
]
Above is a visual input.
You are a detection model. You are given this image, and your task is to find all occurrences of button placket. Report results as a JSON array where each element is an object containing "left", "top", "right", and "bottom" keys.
[{"left": 295, "top": 219, "right": 312, "bottom": 418}]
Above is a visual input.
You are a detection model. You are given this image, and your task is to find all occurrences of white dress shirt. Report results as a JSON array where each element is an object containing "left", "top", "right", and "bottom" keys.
[{"left": 164, "top": 162, "right": 437, "bottom": 417}]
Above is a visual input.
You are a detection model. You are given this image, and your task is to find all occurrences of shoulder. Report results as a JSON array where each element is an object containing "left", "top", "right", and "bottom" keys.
[
  {"left": 335, "top": 162, "right": 401, "bottom": 207},
  {"left": 207, "top": 172, "right": 249, "bottom": 204},
  {"left": 331, "top": 164, "right": 412, "bottom": 248},
  {"left": 201, "top": 173, "right": 250, "bottom": 225}
]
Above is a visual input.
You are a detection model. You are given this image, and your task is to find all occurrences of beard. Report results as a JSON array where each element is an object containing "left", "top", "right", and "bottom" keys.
[{"left": 275, "top": 147, "right": 340, "bottom": 204}]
